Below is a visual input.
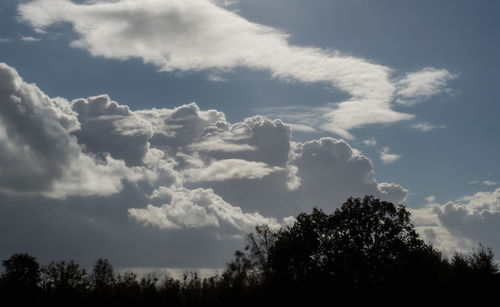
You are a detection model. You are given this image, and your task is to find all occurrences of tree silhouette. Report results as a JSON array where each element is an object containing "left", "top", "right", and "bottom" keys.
[
  {"left": 91, "top": 258, "right": 115, "bottom": 292},
  {"left": 42, "top": 260, "right": 89, "bottom": 296},
  {"left": 2, "top": 253, "right": 41, "bottom": 290},
  {"left": 229, "top": 196, "right": 448, "bottom": 301}
]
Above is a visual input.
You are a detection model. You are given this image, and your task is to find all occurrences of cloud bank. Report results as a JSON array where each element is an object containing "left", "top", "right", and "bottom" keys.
[
  {"left": 0, "top": 62, "right": 413, "bottom": 267},
  {"left": 18, "top": 0, "right": 456, "bottom": 139}
]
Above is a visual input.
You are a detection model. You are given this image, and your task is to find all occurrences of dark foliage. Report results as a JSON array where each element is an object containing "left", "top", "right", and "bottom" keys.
[{"left": 1, "top": 196, "right": 498, "bottom": 306}]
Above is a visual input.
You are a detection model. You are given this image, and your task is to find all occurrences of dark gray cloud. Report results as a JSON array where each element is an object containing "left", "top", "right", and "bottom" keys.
[{"left": 72, "top": 95, "right": 153, "bottom": 166}]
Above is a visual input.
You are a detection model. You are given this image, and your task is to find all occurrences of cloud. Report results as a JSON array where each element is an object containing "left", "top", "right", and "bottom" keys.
[
  {"left": 468, "top": 179, "right": 497, "bottom": 187},
  {"left": 288, "top": 123, "right": 317, "bottom": 133},
  {"left": 129, "top": 186, "right": 283, "bottom": 234},
  {"left": 425, "top": 195, "right": 437, "bottom": 203},
  {"left": 71, "top": 94, "right": 154, "bottom": 166},
  {"left": 290, "top": 138, "right": 408, "bottom": 209},
  {"left": 21, "top": 36, "right": 41, "bottom": 42},
  {"left": 18, "top": 0, "right": 454, "bottom": 138},
  {"left": 189, "top": 136, "right": 256, "bottom": 153},
  {"left": 483, "top": 180, "right": 497, "bottom": 186},
  {"left": 0, "top": 63, "right": 146, "bottom": 198},
  {"left": 363, "top": 137, "right": 377, "bottom": 146},
  {"left": 183, "top": 159, "right": 283, "bottom": 182},
  {"left": 396, "top": 67, "right": 457, "bottom": 105},
  {"left": 380, "top": 147, "right": 401, "bottom": 164},
  {"left": 412, "top": 122, "right": 446, "bottom": 132},
  {"left": 0, "top": 61, "right": 409, "bottom": 268},
  {"left": 411, "top": 188, "right": 500, "bottom": 257}
]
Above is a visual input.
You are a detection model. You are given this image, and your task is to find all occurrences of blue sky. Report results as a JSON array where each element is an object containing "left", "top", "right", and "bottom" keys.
[{"left": 0, "top": 0, "right": 499, "bottom": 268}]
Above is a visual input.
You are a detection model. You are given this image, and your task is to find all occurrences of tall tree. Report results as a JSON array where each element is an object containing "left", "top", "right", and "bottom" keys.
[
  {"left": 2, "top": 253, "right": 41, "bottom": 290},
  {"left": 91, "top": 258, "right": 115, "bottom": 292}
]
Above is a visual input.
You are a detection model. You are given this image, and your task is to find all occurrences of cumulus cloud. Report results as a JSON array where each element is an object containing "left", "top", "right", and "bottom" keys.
[
  {"left": 411, "top": 188, "right": 500, "bottom": 257},
  {"left": 72, "top": 94, "right": 154, "bottom": 166},
  {"left": 0, "top": 63, "right": 146, "bottom": 198},
  {"left": 18, "top": 0, "right": 455, "bottom": 138},
  {"left": 129, "top": 186, "right": 283, "bottom": 234},
  {"left": 380, "top": 147, "right": 401, "bottom": 164},
  {"left": 0, "top": 61, "right": 410, "bottom": 267}
]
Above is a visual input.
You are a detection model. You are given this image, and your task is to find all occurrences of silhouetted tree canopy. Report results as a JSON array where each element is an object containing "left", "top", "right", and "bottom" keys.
[
  {"left": 91, "top": 258, "right": 115, "bottom": 292},
  {"left": 227, "top": 196, "right": 498, "bottom": 300},
  {"left": 2, "top": 253, "right": 41, "bottom": 290},
  {"left": 42, "top": 260, "right": 89, "bottom": 296}
]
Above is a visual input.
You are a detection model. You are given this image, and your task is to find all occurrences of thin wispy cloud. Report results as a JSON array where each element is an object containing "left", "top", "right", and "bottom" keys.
[
  {"left": 412, "top": 122, "right": 446, "bottom": 132},
  {"left": 396, "top": 67, "right": 458, "bottom": 105},
  {"left": 363, "top": 137, "right": 377, "bottom": 146},
  {"left": 468, "top": 179, "right": 497, "bottom": 187},
  {"left": 483, "top": 180, "right": 497, "bottom": 186},
  {"left": 380, "top": 147, "right": 401, "bottom": 164},
  {"left": 21, "top": 36, "right": 41, "bottom": 42}
]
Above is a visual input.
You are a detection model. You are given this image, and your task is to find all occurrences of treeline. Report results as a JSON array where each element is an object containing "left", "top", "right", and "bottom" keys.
[{"left": 1, "top": 196, "right": 499, "bottom": 305}]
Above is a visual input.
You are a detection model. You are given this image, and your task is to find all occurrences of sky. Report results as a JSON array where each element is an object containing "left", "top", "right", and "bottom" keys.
[{"left": 0, "top": 0, "right": 499, "bottom": 271}]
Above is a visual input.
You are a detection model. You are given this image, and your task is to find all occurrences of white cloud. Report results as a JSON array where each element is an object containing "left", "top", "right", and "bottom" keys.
[
  {"left": 18, "top": 0, "right": 454, "bottom": 138},
  {"left": 380, "top": 147, "right": 401, "bottom": 164},
  {"left": 183, "top": 159, "right": 283, "bottom": 182},
  {"left": 21, "top": 36, "right": 41, "bottom": 42},
  {"left": 363, "top": 137, "right": 377, "bottom": 146},
  {"left": 189, "top": 136, "right": 256, "bottom": 153},
  {"left": 0, "top": 61, "right": 411, "bottom": 266},
  {"left": 206, "top": 73, "right": 227, "bottom": 82},
  {"left": 483, "top": 180, "right": 497, "bottom": 186},
  {"left": 129, "top": 186, "right": 282, "bottom": 234},
  {"left": 0, "top": 63, "right": 147, "bottom": 198},
  {"left": 0, "top": 60, "right": 408, "bottom": 218},
  {"left": 288, "top": 123, "right": 317, "bottom": 133},
  {"left": 396, "top": 67, "right": 457, "bottom": 105},
  {"left": 410, "top": 206, "right": 475, "bottom": 256},
  {"left": 468, "top": 179, "right": 497, "bottom": 187},
  {"left": 412, "top": 188, "right": 500, "bottom": 257},
  {"left": 412, "top": 122, "right": 446, "bottom": 132},
  {"left": 425, "top": 195, "right": 437, "bottom": 203}
]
